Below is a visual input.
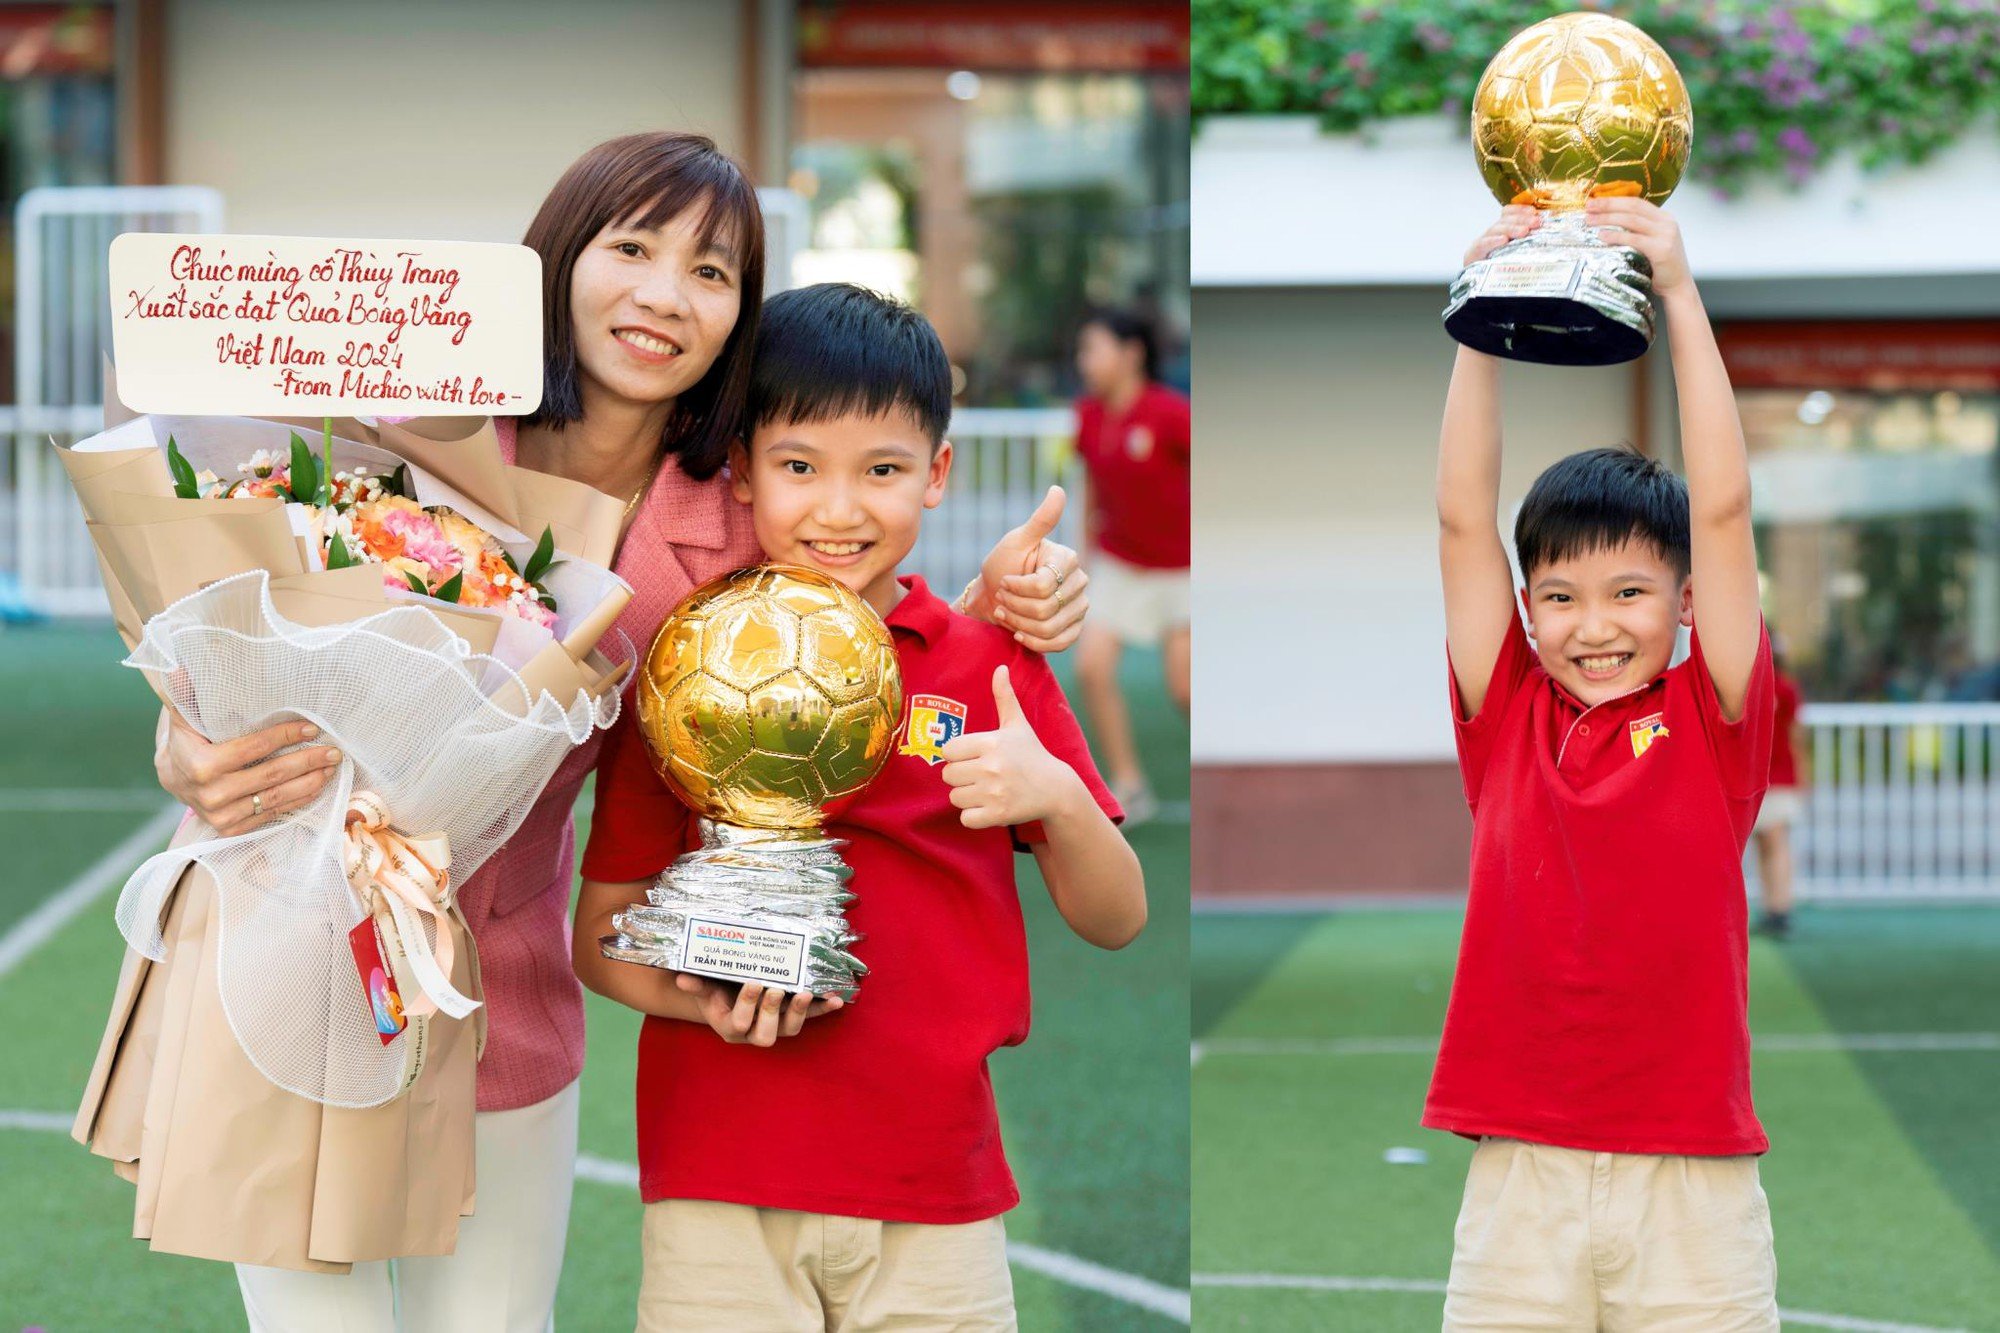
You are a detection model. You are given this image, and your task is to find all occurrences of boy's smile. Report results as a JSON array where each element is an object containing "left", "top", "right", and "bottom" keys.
[
  {"left": 732, "top": 408, "right": 951, "bottom": 616},
  {"left": 1522, "top": 537, "right": 1692, "bottom": 707}
]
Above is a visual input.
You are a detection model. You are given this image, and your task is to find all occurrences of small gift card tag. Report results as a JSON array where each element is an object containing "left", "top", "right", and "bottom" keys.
[{"left": 348, "top": 916, "right": 407, "bottom": 1044}]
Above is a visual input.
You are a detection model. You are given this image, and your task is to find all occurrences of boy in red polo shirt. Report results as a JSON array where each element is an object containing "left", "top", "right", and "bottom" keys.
[
  {"left": 572, "top": 283, "right": 1144, "bottom": 1331},
  {"left": 1432, "top": 201, "right": 1779, "bottom": 1329}
]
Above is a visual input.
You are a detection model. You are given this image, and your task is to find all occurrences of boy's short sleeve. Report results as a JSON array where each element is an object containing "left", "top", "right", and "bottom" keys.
[
  {"left": 580, "top": 709, "right": 694, "bottom": 884},
  {"left": 1003, "top": 645, "right": 1123, "bottom": 849},
  {"left": 1449, "top": 610, "right": 1536, "bottom": 810},
  {"left": 1687, "top": 619, "right": 1776, "bottom": 802}
]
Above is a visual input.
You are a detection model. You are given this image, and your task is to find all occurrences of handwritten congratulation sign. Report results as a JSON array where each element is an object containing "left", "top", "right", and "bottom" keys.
[{"left": 108, "top": 234, "right": 543, "bottom": 416}]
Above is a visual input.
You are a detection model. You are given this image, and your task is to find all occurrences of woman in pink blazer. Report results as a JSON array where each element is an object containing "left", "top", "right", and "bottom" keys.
[{"left": 152, "top": 132, "right": 1090, "bottom": 1332}]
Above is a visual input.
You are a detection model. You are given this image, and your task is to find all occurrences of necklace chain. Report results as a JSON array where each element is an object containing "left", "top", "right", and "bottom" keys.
[{"left": 624, "top": 452, "right": 664, "bottom": 523}]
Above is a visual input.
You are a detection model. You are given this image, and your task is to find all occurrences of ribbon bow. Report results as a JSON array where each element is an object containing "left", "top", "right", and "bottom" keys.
[{"left": 341, "top": 790, "right": 480, "bottom": 1021}]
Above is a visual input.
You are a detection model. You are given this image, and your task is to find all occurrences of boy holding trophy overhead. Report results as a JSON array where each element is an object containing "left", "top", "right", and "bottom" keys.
[
  {"left": 1430, "top": 14, "right": 1779, "bottom": 1330},
  {"left": 1435, "top": 199, "right": 1779, "bottom": 1331},
  {"left": 573, "top": 283, "right": 1144, "bottom": 1330}
]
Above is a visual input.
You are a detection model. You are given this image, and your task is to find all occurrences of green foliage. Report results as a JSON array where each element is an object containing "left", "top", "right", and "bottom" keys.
[
  {"left": 522, "top": 526, "right": 556, "bottom": 584},
  {"left": 1192, "top": 1, "right": 2000, "bottom": 193},
  {"left": 284, "top": 432, "right": 319, "bottom": 505},
  {"left": 164, "top": 435, "right": 199, "bottom": 499},
  {"left": 326, "top": 531, "right": 356, "bottom": 571}
]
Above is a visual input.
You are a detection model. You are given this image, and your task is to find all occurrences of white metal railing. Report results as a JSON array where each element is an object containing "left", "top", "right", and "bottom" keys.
[
  {"left": 1794, "top": 703, "right": 2000, "bottom": 901},
  {"left": 1, "top": 403, "right": 1077, "bottom": 619},
  {"left": 9, "top": 185, "right": 225, "bottom": 616}
]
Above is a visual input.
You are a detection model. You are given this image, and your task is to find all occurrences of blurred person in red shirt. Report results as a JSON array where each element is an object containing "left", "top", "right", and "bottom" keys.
[
  {"left": 1073, "top": 309, "right": 1191, "bottom": 823},
  {"left": 1754, "top": 642, "right": 1807, "bottom": 939}
]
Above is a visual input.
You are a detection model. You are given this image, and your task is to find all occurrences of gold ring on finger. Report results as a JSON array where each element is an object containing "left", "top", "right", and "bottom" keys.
[
  {"left": 1043, "top": 560, "right": 1063, "bottom": 588},
  {"left": 252, "top": 791, "right": 263, "bottom": 816}
]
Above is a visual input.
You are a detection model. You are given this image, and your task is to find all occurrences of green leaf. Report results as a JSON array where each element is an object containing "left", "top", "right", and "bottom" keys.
[
  {"left": 165, "top": 435, "right": 200, "bottom": 498},
  {"left": 404, "top": 571, "right": 428, "bottom": 595},
  {"left": 522, "top": 526, "right": 556, "bottom": 583},
  {"left": 288, "top": 432, "right": 319, "bottom": 506},
  {"left": 327, "top": 531, "right": 355, "bottom": 570},
  {"left": 435, "top": 571, "right": 463, "bottom": 604},
  {"left": 501, "top": 549, "right": 521, "bottom": 575},
  {"left": 538, "top": 593, "right": 558, "bottom": 612},
  {"left": 390, "top": 462, "right": 413, "bottom": 499}
]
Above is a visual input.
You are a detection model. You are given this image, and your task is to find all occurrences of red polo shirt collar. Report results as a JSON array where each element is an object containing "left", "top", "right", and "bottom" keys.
[{"left": 883, "top": 574, "right": 947, "bottom": 646}]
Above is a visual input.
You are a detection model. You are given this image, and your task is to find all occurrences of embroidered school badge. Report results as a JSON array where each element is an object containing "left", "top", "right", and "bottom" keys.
[
  {"left": 1126, "top": 424, "right": 1155, "bottom": 460},
  {"left": 1629, "top": 711, "right": 1670, "bottom": 758},
  {"left": 898, "top": 694, "right": 969, "bottom": 766}
]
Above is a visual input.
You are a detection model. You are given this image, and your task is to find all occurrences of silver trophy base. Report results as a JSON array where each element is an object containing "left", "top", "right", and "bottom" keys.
[
  {"left": 600, "top": 819, "right": 865, "bottom": 997},
  {"left": 1443, "top": 212, "right": 1655, "bottom": 366}
]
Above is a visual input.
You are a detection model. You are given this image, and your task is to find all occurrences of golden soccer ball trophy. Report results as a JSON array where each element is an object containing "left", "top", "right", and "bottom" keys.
[
  {"left": 600, "top": 565, "right": 903, "bottom": 995},
  {"left": 1443, "top": 12, "right": 1693, "bottom": 365}
]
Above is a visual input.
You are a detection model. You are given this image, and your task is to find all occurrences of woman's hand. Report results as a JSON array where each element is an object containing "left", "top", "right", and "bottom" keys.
[
  {"left": 674, "top": 974, "right": 843, "bottom": 1046},
  {"left": 1465, "top": 205, "right": 1541, "bottom": 266},
  {"left": 963, "top": 486, "right": 1091, "bottom": 653},
  {"left": 156, "top": 708, "right": 342, "bottom": 836}
]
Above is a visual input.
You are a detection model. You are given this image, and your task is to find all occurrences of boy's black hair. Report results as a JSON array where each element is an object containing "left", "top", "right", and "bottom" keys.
[
  {"left": 1514, "top": 446, "right": 1692, "bottom": 582},
  {"left": 1080, "top": 306, "right": 1160, "bottom": 381},
  {"left": 747, "top": 283, "right": 952, "bottom": 446}
]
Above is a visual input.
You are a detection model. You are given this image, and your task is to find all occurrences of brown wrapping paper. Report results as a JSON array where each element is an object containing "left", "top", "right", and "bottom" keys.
[{"left": 73, "top": 831, "right": 482, "bottom": 1271}]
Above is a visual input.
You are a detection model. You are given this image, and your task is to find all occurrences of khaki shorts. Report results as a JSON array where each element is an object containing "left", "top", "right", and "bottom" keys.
[
  {"left": 636, "top": 1198, "right": 1015, "bottom": 1332},
  {"left": 1444, "top": 1138, "right": 1778, "bottom": 1332},
  {"left": 1090, "top": 550, "right": 1190, "bottom": 647},
  {"left": 1754, "top": 786, "right": 1804, "bottom": 832}
]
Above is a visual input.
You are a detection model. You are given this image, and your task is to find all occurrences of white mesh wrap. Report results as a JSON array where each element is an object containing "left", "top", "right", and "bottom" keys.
[{"left": 117, "top": 570, "right": 617, "bottom": 1108}]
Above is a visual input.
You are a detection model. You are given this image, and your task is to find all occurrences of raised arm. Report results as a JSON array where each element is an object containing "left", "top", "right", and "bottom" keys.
[
  {"left": 1438, "top": 210, "right": 1538, "bottom": 717},
  {"left": 1588, "top": 198, "right": 1761, "bottom": 719}
]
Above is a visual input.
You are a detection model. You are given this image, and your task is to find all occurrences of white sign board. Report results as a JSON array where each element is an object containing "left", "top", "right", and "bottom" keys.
[{"left": 108, "top": 233, "right": 543, "bottom": 416}]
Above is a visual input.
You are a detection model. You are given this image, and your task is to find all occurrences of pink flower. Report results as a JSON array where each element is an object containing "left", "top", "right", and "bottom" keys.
[{"left": 377, "top": 504, "right": 459, "bottom": 575}]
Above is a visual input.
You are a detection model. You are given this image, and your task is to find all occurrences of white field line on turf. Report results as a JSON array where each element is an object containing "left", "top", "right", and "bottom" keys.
[
  {"left": 0, "top": 788, "right": 170, "bottom": 812},
  {"left": 0, "top": 800, "right": 180, "bottom": 980},
  {"left": 1190, "top": 1275, "right": 1972, "bottom": 1333},
  {"left": 0, "top": 1121, "right": 1192, "bottom": 1324},
  {"left": 1193, "top": 1033, "right": 2000, "bottom": 1059}
]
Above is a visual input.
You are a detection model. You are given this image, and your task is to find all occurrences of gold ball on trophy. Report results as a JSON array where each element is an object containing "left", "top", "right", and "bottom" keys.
[
  {"left": 1471, "top": 13, "right": 1692, "bottom": 212},
  {"left": 637, "top": 565, "right": 904, "bottom": 831}
]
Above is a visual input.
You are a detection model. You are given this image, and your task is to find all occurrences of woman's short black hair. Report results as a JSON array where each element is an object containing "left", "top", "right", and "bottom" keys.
[
  {"left": 521, "top": 132, "right": 766, "bottom": 481},
  {"left": 1080, "top": 306, "right": 1160, "bottom": 381},
  {"left": 747, "top": 284, "right": 952, "bottom": 446},
  {"left": 1515, "top": 446, "right": 1692, "bottom": 581}
]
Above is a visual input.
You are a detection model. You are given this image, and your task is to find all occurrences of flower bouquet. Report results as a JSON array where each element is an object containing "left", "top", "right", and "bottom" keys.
[
  {"left": 60, "top": 404, "right": 631, "bottom": 1102},
  {"left": 59, "top": 402, "right": 632, "bottom": 1270}
]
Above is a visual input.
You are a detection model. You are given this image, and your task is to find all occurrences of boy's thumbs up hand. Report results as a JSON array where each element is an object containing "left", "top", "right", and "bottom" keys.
[{"left": 938, "top": 665, "right": 1086, "bottom": 830}]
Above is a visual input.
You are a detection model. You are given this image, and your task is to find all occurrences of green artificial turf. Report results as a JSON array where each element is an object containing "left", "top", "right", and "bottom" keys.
[{"left": 1192, "top": 907, "right": 2000, "bottom": 1331}]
